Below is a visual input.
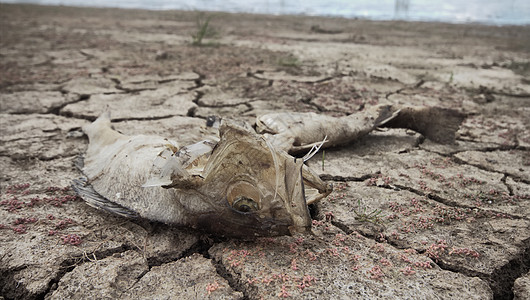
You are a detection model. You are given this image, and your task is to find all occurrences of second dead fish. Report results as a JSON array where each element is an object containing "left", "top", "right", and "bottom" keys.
[{"left": 256, "top": 105, "right": 466, "bottom": 153}]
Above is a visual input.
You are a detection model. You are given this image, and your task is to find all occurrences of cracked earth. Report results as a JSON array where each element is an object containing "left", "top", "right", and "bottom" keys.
[{"left": 1, "top": 4, "right": 529, "bottom": 300}]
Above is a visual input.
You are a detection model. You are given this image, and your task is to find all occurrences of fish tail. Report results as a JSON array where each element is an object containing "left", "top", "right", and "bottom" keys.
[
  {"left": 72, "top": 177, "right": 138, "bottom": 219},
  {"left": 82, "top": 112, "right": 124, "bottom": 147},
  {"left": 83, "top": 112, "right": 111, "bottom": 136},
  {"left": 383, "top": 107, "right": 466, "bottom": 144}
]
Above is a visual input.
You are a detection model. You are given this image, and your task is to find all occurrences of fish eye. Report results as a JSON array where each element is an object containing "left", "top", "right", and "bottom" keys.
[
  {"left": 232, "top": 196, "right": 259, "bottom": 212},
  {"left": 227, "top": 181, "right": 261, "bottom": 213}
]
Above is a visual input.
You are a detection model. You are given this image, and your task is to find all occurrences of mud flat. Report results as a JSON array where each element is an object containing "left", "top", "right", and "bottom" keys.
[{"left": 1, "top": 3, "right": 529, "bottom": 299}]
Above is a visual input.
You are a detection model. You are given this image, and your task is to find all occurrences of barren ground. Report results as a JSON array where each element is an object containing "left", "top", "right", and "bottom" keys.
[{"left": 1, "top": 3, "right": 529, "bottom": 300}]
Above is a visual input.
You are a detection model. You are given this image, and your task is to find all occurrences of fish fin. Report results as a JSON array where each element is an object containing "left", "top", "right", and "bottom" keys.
[
  {"left": 302, "top": 164, "right": 333, "bottom": 205},
  {"left": 83, "top": 112, "right": 111, "bottom": 135},
  {"left": 262, "top": 133, "right": 295, "bottom": 153},
  {"left": 302, "top": 136, "right": 327, "bottom": 162},
  {"left": 72, "top": 177, "right": 138, "bottom": 218},
  {"left": 143, "top": 140, "right": 215, "bottom": 188},
  {"left": 256, "top": 112, "right": 314, "bottom": 135},
  {"left": 74, "top": 155, "right": 85, "bottom": 170},
  {"left": 382, "top": 107, "right": 466, "bottom": 144},
  {"left": 82, "top": 112, "right": 124, "bottom": 149}
]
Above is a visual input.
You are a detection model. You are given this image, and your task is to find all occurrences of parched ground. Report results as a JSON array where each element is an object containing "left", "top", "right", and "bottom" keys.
[{"left": 1, "top": 3, "right": 529, "bottom": 300}]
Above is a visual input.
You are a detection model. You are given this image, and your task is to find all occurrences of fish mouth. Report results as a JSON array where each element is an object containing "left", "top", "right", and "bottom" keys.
[
  {"left": 194, "top": 191, "right": 311, "bottom": 238},
  {"left": 282, "top": 157, "right": 313, "bottom": 234},
  {"left": 285, "top": 193, "right": 312, "bottom": 235}
]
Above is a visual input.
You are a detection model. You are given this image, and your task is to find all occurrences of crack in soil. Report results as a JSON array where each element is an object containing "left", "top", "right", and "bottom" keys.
[
  {"left": 319, "top": 173, "right": 377, "bottom": 182},
  {"left": 327, "top": 192, "right": 530, "bottom": 300},
  {"left": 4, "top": 244, "right": 134, "bottom": 300},
  {"left": 422, "top": 141, "right": 515, "bottom": 156},
  {"left": 145, "top": 237, "right": 214, "bottom": 268},
  {"left": 434, "top": 235, "right": 530, "bottom": 300},
  {"left": 451, "top": 154, "right": 529, "bottom": 185},
  {"left": 195, "top": 238, "right": 253, "bottom": 299},
  {"left": 383, "top": 79, "right": 421, "bottom": 100},
  {"left": 211, "top": 256, "right": 252, "bottom": 300},
  {"left": 78, "top": 50, "right": 96, "bottom": 60},
  {"left": 390, "top": 183, "right": 525, "bottom": 220},
  {"left": 501, "top": 174, "right": 515, "bottom": 196},
  {"left": 111, "top": 115, "right": 179, "bottom": 122},
  {"left": 114, "top": 76, "right": 199, "bottom": 93},
  {"left": 122, "top": 237, "right": 216, "bottom": 294},
  {"left": 58, "top": 110, "right": 181, "bottom": 122},
  {"left": 301, "top": 96, "right": 327, "bottom": 113},
  {"left": 320, "top": 172, "right": 524, "bottom": 220},
  {"left": 492, "top": 91, "right": 530, "bottom": 98}
]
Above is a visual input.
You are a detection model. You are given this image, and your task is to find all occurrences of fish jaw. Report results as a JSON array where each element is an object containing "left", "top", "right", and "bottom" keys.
[{"left": 282, "top": 156, "right": 313, "bottom": 234}]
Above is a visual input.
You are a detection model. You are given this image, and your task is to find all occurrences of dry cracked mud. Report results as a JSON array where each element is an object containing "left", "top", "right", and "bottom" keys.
[{"left": 1, "top": 3, "right": 529, "bottom": 300}]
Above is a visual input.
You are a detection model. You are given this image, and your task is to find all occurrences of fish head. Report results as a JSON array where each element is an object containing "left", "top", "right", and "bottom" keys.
[{"left": 195, "top": 120, "right": 312, "bottom": 238}]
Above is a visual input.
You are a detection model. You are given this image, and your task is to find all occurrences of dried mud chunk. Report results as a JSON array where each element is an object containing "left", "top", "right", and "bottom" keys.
[
  {"left": 62, "top": 77, "right": 122, "bottom": 95},
  {"left": 62, "top": 88, "right": 196, "bottom": 120},
  {"left": 209, "top": 226, "right": 492, "bottom": 299},
  {"left": 0, "top": 91, "right": 76, "bottom": 114},
  {"left": 513, "top": 271, "right": 530, "bottom": 300},
  {"left": 193, "top": 104, "right": 250, "bottom": 120},
  {"left": 317, "top": 181, "right": 529, "bottom": 299},
  {"left": 309, "top": 150, "right": 528, "bottom": 217},
  {"left": 443, "top": 66, "right": 530, "bottom": 96},
  {"left": 49, "top": 250, "right": 149, "bottom": 299},
  {"left": 118, "top": 74, "right": 197, "bottom": 91},
  {"left": 0, "top": 114, "right": 87, "bottom": 160},
  {"left": 113, "top": 116, "right": 208, "bottom": 146},
  {"left": 364, "top": 64, "right": 417, "bottom": 85},
  {"left": 454, "top": 149, "right": 530, "bottom": 181},
  {"left": 124, "top": 254, "right": 243, "bottom": 299},
  {"left": 197, "top": 85, "right": 250, "bottom": 107},
  {"left": 458, "top": 115, "right": 525, "bottom": 147},
  {"left": 253, "top": 70, "right": 330, "bottom": 83},
  {"left": 47, "top": 50, "right": 88, "bottom": 65},
  {"left": 420, "top": 139, "right": 499, "bottom": 155}
]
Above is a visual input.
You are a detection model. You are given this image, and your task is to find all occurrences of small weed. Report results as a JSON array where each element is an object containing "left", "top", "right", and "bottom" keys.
[
  {"left": 321, "top": 150, "right": 325, "bottom": 171},
  {"left": 278, "top": 55, "right": 301, "bottom": 67},
  {"left": 191, "top": 12, "right": 218, "bottom": 47},
  {"left": 353, "top": 200, "right": 385, "bottom": 224}
]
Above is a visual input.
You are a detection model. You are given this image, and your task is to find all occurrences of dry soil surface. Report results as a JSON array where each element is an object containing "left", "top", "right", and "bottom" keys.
[{"left": 1, "top": 3, "right": 529, "bottom": 300}]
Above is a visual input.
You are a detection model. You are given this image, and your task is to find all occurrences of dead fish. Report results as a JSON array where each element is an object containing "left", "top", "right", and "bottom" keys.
[
  {"left": 256, "top": 105, "right": 466, "bottom": 153},
  {"left": 72, "top": 113, "right": 331, "bottom": 238}
]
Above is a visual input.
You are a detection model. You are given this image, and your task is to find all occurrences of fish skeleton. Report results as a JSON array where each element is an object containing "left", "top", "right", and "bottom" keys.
[
  {"left": 73, "top": 105, "right": 464, "bottom": 238},
  {"left": 72, "top": 113, "right": 331, "bottom": 238}
]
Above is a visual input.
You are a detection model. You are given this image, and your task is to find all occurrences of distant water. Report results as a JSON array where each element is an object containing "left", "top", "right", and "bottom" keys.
[{"left": 2, "top": 0, "right": 529, "bottom": 25}]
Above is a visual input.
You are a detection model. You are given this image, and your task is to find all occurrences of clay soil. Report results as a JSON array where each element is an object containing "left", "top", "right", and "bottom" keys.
[{"left": 1, "top": 3, "right": 529, "bottom": 300}]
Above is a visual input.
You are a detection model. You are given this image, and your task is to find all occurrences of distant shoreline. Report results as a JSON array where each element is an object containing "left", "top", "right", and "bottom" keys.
[{"left": 1, "top": 0, "right": 529, "bottom": 26}]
